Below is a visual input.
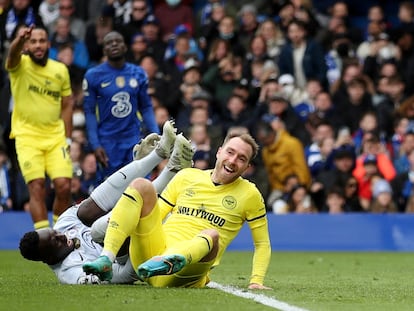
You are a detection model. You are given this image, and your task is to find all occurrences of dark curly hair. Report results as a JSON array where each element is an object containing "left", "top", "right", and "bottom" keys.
[{"left": 19, "top": 231, "right": 41, "bottom": 261}]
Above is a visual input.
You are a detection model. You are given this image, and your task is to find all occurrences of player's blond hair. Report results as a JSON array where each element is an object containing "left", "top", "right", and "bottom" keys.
[{"left": 222, "top": 131, "right": 259, "bottom": 162}]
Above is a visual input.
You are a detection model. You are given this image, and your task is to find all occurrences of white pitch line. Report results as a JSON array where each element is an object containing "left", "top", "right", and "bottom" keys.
[{"left": 207, "top": 281, "right": 310, "bottom": 311}]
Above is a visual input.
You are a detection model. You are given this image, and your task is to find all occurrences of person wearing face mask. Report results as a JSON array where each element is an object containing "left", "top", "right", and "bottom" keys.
[{"left": 154, "top": 0, "right": 194, "bottom": 42}]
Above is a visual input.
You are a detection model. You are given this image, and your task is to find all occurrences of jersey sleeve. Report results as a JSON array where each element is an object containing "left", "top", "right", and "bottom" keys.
[
  {"left": 82, "top": 71, "right": 100, "bottom": 150},
  {"left": 244, "top": 187, "right": 271, "bottom": 285}
]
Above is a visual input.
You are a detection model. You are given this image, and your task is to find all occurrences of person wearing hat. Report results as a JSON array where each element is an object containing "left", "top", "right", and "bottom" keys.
[
  {"left": 238, "top": 4, "right": 259, "bottom": 51},
  {"left": 369, "top": 178, "right": 398, "bottom": 213},
  {"left": 141, "top": 14, "right": 166, "bottom": 64}
]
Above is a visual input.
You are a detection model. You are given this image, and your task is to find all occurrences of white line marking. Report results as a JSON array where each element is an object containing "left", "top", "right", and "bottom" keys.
[{"left": 207, "top": 281, "right": 310, "bottom": 311}]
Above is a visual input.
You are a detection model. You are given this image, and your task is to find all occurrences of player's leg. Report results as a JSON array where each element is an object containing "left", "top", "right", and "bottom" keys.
[
  {"left": 137, "top": 229, "right": 219, "bottom": 283},
  {"left": 78, "top": 122, "right": 177, "bottom": 226},
  {"left": 89, "top": 132, "right": 194, "bottom": 240},
  {"left": 15, "top": 137, "right": 50, "bottom": 229},
  {"left": 82, "top": 178, "right": 158, "bottom": 281},
  {"left": 46, "top": 138, "right": 73, "bottom": 224},
  {"left": 152, "top": 133, "right": 194, "bottom": 193}
]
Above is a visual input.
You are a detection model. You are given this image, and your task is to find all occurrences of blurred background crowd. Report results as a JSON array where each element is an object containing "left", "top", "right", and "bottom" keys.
[{"left": 1, "top": 0, "right": 414, "bottom": 215}]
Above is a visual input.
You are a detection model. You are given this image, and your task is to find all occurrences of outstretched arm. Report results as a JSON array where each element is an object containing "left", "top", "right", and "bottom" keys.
[{"left": 6, "top": 26, "right": 33, "bottom": 70}]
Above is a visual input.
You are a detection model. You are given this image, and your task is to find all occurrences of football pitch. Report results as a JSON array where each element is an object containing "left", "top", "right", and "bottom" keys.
[{"left": 1, "top": 250, "right": 414, "bottom": 311}]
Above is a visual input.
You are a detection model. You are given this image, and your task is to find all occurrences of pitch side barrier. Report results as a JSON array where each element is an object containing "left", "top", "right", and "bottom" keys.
[{"left": 1, "top": 212, "right": 414, "bottom": 251}]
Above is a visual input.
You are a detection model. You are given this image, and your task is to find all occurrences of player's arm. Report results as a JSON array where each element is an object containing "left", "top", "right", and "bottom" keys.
[
  {"left": 6, "top": 26, "right": 33, "bottom": 70},
  {"left": 82, "top": 75, "right": 100, "bottom": 148},
  {"left": 61, "top": 95, "right": 74, "bottom": 142},
  {"left": 247, "top": 215, "right": 272, "bottom": 289}
]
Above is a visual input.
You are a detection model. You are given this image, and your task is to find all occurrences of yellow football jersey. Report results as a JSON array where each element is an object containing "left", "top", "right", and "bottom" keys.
[
  {"left": 158, "top": 168, "right": 268, "bottom": 265},
  {"left": 7, "top": 55, "right": 72, "bottom": 138}
]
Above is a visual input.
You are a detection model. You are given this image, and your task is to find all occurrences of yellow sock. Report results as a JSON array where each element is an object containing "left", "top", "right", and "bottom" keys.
[
  {"left": 52, "top": 214, "right": 59, "bottom": 224},
  {"left": 167, "top": 233, "right": 213, "bottom": 264},
  {"left": 34, "top": 220, "right": 50, "bottom": 229},
  {"left": 103, "top": 186, "right": 143, "bottom": 257}
]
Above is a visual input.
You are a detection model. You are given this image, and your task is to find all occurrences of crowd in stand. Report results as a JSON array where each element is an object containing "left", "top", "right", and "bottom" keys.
[{"left": 1, "top": 0, "right": 414, "bottom": 215}]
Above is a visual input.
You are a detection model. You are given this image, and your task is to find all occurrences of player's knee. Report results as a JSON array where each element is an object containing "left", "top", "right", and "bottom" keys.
[
  {"left": 130, "top": 178, "right": 155, "bottom": 196},
  {"left": 201, "top": 229, "right": 219, "bottom": 246},
  {"left": 53, "top": 178, "right": 71, "bottom": 197},
  {"left": 91, "top": 213, "right": 111, "bottom": 243}
]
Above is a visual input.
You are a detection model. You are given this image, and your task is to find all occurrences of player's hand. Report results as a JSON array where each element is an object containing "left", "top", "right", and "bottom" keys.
[
  {"left": 248, "top": 283, "right": 272, "bottom": 290},
  {"left": 18, "top": 25, "right": 34, "bottom": 41},
  {"left": 94, "top": 147, "right": 109, "bottom": 168}
]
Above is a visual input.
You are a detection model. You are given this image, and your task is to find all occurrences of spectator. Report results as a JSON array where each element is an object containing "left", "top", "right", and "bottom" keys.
[
  {"left": 334, "top": 77, "right": 375, "bottom": 134},
  {"left": 271, "top": 173, "right": 300, "bottom": 214},
  {"left": 353, "top": 133, "right": 396, "bottom": 182},
  {"left": 192, "top": 149, "right": 210, "bottom": 170},
  {"left": 139, "top": 54, "right": 169, "bottom": 111},
  {"left": 154, "top": 0, "right": 194, "bottom": 42},
  {"left": 237, "top": 4, "right": 259, "bottom": 52},
  {"left": 278, "top": 19, "right": 327, "bottom": 91},
  {"left": 118, "top": 0, "right": 149, "bottom": 46},
  {"left": 0, "top": 0, "right": 44, "bottom": 48},
  {"left": 221, "top": 94, "right": 254, "bottom": 136},
  {"left": 56, "top": 43, "right": 86, "bottom": 94},
  {"left": 198, "top": 1, "right": 225, "bottom": 53},
  {"left": 57, "top": 0, "right": 85, "bottom": 41},
  {"left": 311, "top": 144, "right": 356, "bottom": 210},
  {"left": 256, "top": 93, "right": 311, "bottom": 145},
  {"left": 369, "top": 178, "right": 397, "bottom": 213},
  {"left": 0, "top": 145, "right": 12, "bottom": 211},
  {"left": 305, "top": 121, "right": 335, "bottom": 178},
  {"left": 284, "top": 184, "right": 317, "bottom": 214},
  {"left": 202, "top": 55, "right": 242, "bottom": 114},
  {"left": 394, "top": 128, "right": 414, "bottom": 175},
  {"left": 103, "top": 0, "right": 132, "bottom": 31},
  {"left": 255, "top": 119, "right": 311, "bottom": 210},
  {"left": 84, "top": 9, "right": 114, "bottom": 66},
  {"left": 391, "top": 148, "right": 414, "bottom": 212},
  {"left": 324, "top": 186, "right": 347, "bottom": 214},
  {"left": 343, "top": 175, "right": 364, "bottom": 212},
  {"left": 255, "top": 18, "right": 285, "bottom": 60},
  {"left": 82, "top": 31, "right": 159, "bottom": 179},
  {"left": 38, "top": 0, "right": 59, "bottom": 33},
  {"left": 79, "top": 151, "right": 103, "bottom": 195},
  {"left": 215, "top": 15, "right": 245, "bottom": 57},
  {"left": 6, "top": 25, "right": 73, "bottom": 229},
  {"left": 49, "top": 16, "right": 90, "bottom": 69},
  {"left": 397, "top": 1, "right": 414, "bottom": 34},
  {"left": 153, "top": 105, "right": 170, "bottom": 132},
  {"left": 125, "top": 32, "right": 148, "bottom": 64},
  {"left": 141, "top": 14, "right": 166, "bottom": 64}
]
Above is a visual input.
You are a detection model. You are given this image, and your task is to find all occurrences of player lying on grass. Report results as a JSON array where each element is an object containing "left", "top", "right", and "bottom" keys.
[
  {"left": 19, "top": 121, "right": 193, "bottom": 284},
  {"left": 83, "top": 131, "right": 272, "bottom": 289}
]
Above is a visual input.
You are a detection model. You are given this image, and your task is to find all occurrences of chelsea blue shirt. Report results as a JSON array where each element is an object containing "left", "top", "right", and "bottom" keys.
[{"left": 83, "top": 62, "right": 159, "bottom": 151}]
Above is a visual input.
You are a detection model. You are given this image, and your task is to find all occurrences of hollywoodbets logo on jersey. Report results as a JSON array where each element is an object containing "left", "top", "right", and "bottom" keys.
[
  {"left": 28, "top": 84, "right": 60, "bottom": 101},
  {"left": 177, "top": 206, "right": 226, "bottom": 227}
]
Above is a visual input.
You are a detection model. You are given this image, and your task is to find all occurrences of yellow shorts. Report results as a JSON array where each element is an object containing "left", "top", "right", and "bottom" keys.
[
  {"left": 15, "top": 135, "right": 72, "bottom": 183},
  {"left": 129, "top": 204, "right": 214, "bottom": 288}
]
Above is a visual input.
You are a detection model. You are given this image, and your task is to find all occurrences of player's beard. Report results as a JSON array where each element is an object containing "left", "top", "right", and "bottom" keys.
[{"left": 28, "top": 49, "right": 49, "bottom": 66}]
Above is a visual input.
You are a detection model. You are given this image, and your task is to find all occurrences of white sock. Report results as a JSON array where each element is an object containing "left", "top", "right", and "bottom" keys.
[
  {"left": 152, "top": 166, "right": 177, "bottom": 193},
  {"left": 90, "top": 150, "right": 164, "bottom": 212}
]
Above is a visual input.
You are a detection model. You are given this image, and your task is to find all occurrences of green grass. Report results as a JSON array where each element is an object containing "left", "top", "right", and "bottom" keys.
[{"left": 1, "top": 251, "right": 414, "bottom": 311}]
